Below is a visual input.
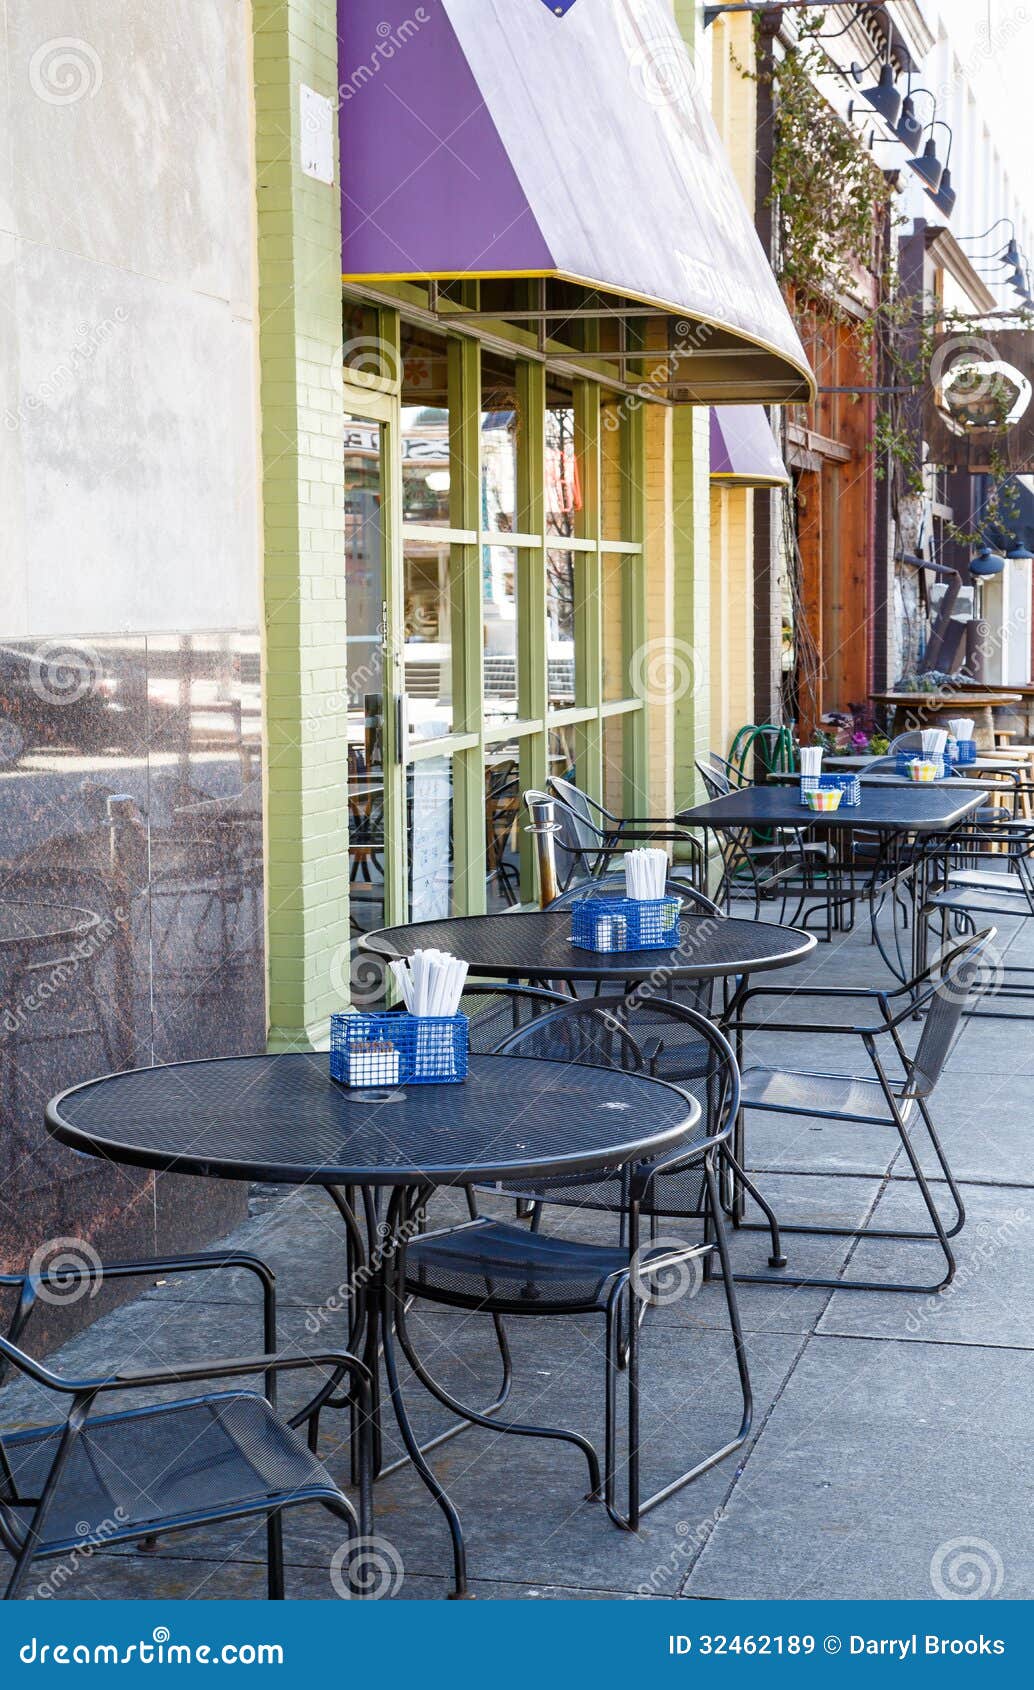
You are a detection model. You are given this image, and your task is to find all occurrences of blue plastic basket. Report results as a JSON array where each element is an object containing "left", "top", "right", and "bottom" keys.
[
  {"left": 799, "top": 773, "right": 861, "bottom": 807},
  {"left": 329, "top": 1012, "right": 468, "bottom": 1087},
  {"left": 951, "top": 739, "right": 977, "bottom": 765},
  {"left": 570, "top": 895, "right": 681, "bottom": 952},
  {"left": 896, "top": 752, "right": 946, "bottom": 779}
]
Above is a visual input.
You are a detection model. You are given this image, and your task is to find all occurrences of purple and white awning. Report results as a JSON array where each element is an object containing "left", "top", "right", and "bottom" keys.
[
  {"left": 710, "top": 407, "right": 789, "bottom": 487},
  {"left": 337, "top": 0, "right": 814, "bottom": 404}
]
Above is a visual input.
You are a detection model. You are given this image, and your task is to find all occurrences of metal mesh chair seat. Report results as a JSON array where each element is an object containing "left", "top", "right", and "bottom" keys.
[
  {"left": 947, "top": 868, "right": 1027, "bottom": 888},
  {"left": 405, "top": 1218, "right": 705, "bottom": 1314},
  {"left": 740, "top": 1065, "right": 907, "bottom": 1124},
  {"left": 3, "top": 1394, "right": 340, "bottom": 1551},
  {"left": 925, "top": 885, "right": 1031, "bottom": 917}
]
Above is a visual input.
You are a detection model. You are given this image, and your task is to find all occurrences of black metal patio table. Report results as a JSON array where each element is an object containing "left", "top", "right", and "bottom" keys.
[
  {"left": 359, "top": 909, "right": 816, "bottom": 988},
  {"left": 46, "top": 1051, "right": 700, "bottom": 1599},
  {"left": 678, "top": 784, "right": 989, "bottom": 980}
]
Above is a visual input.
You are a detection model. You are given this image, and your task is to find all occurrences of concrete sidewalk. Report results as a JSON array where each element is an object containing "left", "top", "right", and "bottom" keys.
[{"left": 2, "top": 903, "right": 1030, "bottom": 1602}]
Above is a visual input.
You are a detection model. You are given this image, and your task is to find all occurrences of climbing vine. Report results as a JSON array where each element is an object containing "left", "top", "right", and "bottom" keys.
[{"left": 765, "top": 41, "right": 892, "bottom": 303}]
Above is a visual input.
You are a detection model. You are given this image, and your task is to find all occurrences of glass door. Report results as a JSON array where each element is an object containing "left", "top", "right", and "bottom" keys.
[{"left": 344, "top": 410, "right": 392, "bottom": 936}]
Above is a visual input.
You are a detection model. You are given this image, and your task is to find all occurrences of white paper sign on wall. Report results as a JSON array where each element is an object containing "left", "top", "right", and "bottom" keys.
[{"left": 300, "top": 85, "right": 335, "bottom": 184}]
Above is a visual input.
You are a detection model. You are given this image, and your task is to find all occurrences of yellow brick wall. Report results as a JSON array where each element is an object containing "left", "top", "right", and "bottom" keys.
[{"left": 709, "top": 486, "right": 755, "bottom": 758}]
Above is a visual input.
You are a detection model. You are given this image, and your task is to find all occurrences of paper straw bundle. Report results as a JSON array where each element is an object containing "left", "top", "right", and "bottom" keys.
[
  {"left": 624, "top": 848, "right": 668, "bottom": 901},
  {"left": 921, "top": 728, "right": 947, "bottom": 758},
  {"left": 947, "top": 718, "right": 975, "bottom": 742},
  {"left": 799, "top": 746, "right": 823, "bottom": 777},
  {"left": 389, "top": 949, "right": 468, "bottom": 1015}
]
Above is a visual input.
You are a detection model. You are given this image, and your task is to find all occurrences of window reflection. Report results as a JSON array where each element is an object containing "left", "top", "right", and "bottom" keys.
[
  {"left": 483, "top": 548, "right": 518, "bottom": 727},
  {"left": 409, "top": 755, "right": 454, "bottom": 919},
  {"left": 344, "top": 416, "right": 386, "bottom": 933},
  {"left": 602, "top": 553, "right": 627, "bottom": 701},
  {"left": 603, "top": 716, "right": 626, "bottom": 816},
  {"left": 481, "top": 354, "right": 519, "bottom": 534},
  {"left": 546, "top": 379, "right": 580, "bottom": 539},
  {"left": 546, "top": 550, "right": 577, "bottom": 709},
  {"left": 404, "top": 541, "right": 452, "bottom": 741},
  {"left": 485, "top": 744, "right": 520, "bottom": 911},
  {"left": 401, "top": 324, "right": 451, "bottom": 526}
]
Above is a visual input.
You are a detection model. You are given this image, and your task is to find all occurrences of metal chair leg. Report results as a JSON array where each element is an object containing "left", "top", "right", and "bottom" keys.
[
  {"left": 266, "top": 1512, "right": 285, "bottom": 1600},
  {"left": 393, "top": 1291, "right": 601, "bottom": 1499}
]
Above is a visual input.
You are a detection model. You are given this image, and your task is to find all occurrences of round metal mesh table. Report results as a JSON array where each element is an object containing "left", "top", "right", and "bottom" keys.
[
  {"left": 360, "top": 910, "right": 815, "bottom": 984},
  {"left": 46, "top": 1051, "right": 702, "bottom": 1188}
]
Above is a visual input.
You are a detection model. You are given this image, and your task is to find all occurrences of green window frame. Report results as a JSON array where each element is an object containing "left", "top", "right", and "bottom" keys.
[{"left": 343, "top": 289, "right": 650, "bottom": 914}]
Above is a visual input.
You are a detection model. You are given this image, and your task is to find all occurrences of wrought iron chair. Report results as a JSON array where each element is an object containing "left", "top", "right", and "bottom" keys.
[
  {"left": 397, "top": 1000, "right": 751, "bottom": 1532},
  {"left": 0, "top": 1252, "right": 372, "bottom": 1600},
  {"left": 693, "top": 755, "right": 840, "bottom": 931},
  {"left": 727, "top": 927, "right": 996, "bottom": 1293},
  {"left": 543, "top": 775, "right": 706, "bottom": 891},
  {"left": 920, "top": 828, "right": 1034, "bottom": 1018}
]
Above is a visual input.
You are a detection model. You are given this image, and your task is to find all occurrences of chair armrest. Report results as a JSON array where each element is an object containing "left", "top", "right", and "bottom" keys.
[
  {"left": 106, "top": 1349, "right": 370, "bottom": 1395},
  {"left": 730, "top": 1017, "right": 886, "bottom": 1037},
  {"left": 0, "top": 1254, "right": 279, "bottom": 1396},
  {"left": 735, "top": 981, "right": 891, "bottom": 1011},
  {"left": 4, "top": 1250, "right": 275, "bottom": 1297}
]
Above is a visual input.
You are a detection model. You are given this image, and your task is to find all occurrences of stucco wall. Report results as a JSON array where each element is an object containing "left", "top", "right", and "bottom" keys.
[
  {"left": 0, "top": 1, "right": 261, "bottom": 1324},
  {"left": 0, "top": 0, "right": 260, "bottom": 638}
]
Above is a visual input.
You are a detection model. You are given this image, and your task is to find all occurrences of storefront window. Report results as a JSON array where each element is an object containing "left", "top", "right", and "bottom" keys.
[
  {"left": 549, "top": 727, "right": 576, "bottom": 782},
  {"left": 483, "top": 547, "right": 518, "bottom": 727},
  {"left": 404, "top": 540, "right": 452, "bottom": 740},
  {"left": 602, "top": 553, "right": 627, "bottom": 702},
  {"left": 409, "top": 755, "right": 454, "bottom": 919},
  {"left": 347, "top": 303, "right": 649, "bottom": 924},
  {"left": 546, "top": 378, "right": 580, "bottom": 539},
  {"left": 401, "top": 324, "right": 451, "bottom": 526},
  {"left": 344, "top": 414, "right": 385, "bottom": 933},
  {"left": 481, "top": 353, "right": 520, "bottom": 533},
  {"left": 601, "top": 400, "right": 626, "bottom": 540},
  {"left": 546, "top": 550, "right": 577, "bottom": 708},
  {"left": 485, "top": 746, "right": 520, "bottom": 912},
  {"left": 602, "top": 716, "right": 626, "bottom": 816}
]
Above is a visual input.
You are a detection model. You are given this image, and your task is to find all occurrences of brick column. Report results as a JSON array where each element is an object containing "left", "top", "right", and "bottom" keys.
[{"left": 253, "top": 0, "right": 350, "bottom": 1050}]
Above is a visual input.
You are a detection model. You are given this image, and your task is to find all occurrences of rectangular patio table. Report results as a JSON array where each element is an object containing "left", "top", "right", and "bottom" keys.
[
  {"left": 678, "top": 783, "right": 989, "bottom": 981},
  {"left": 823, "top": 752, "right": 1022, "bottom": 775}
]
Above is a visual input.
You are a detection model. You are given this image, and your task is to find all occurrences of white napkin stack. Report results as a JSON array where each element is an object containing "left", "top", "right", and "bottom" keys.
[
  {"left": 947, "top": 718, "right": 975, "bottom": 742},
  {"left": 624, "top": 848, "right": 668, "bottom": 901},
  {"left": 389, "top": 949, "right": 468, "bottom": 1016},
  {"left": 921, "top": 728, "right": 948, "bottom": 758},
  {"left": 799, "top": 746, "right": 823, "bottom": 777}
]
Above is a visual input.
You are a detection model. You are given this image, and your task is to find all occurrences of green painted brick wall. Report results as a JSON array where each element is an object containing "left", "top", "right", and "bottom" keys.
[{"left": 254, "top": 0, "right": 351, "bottom": 1050}]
